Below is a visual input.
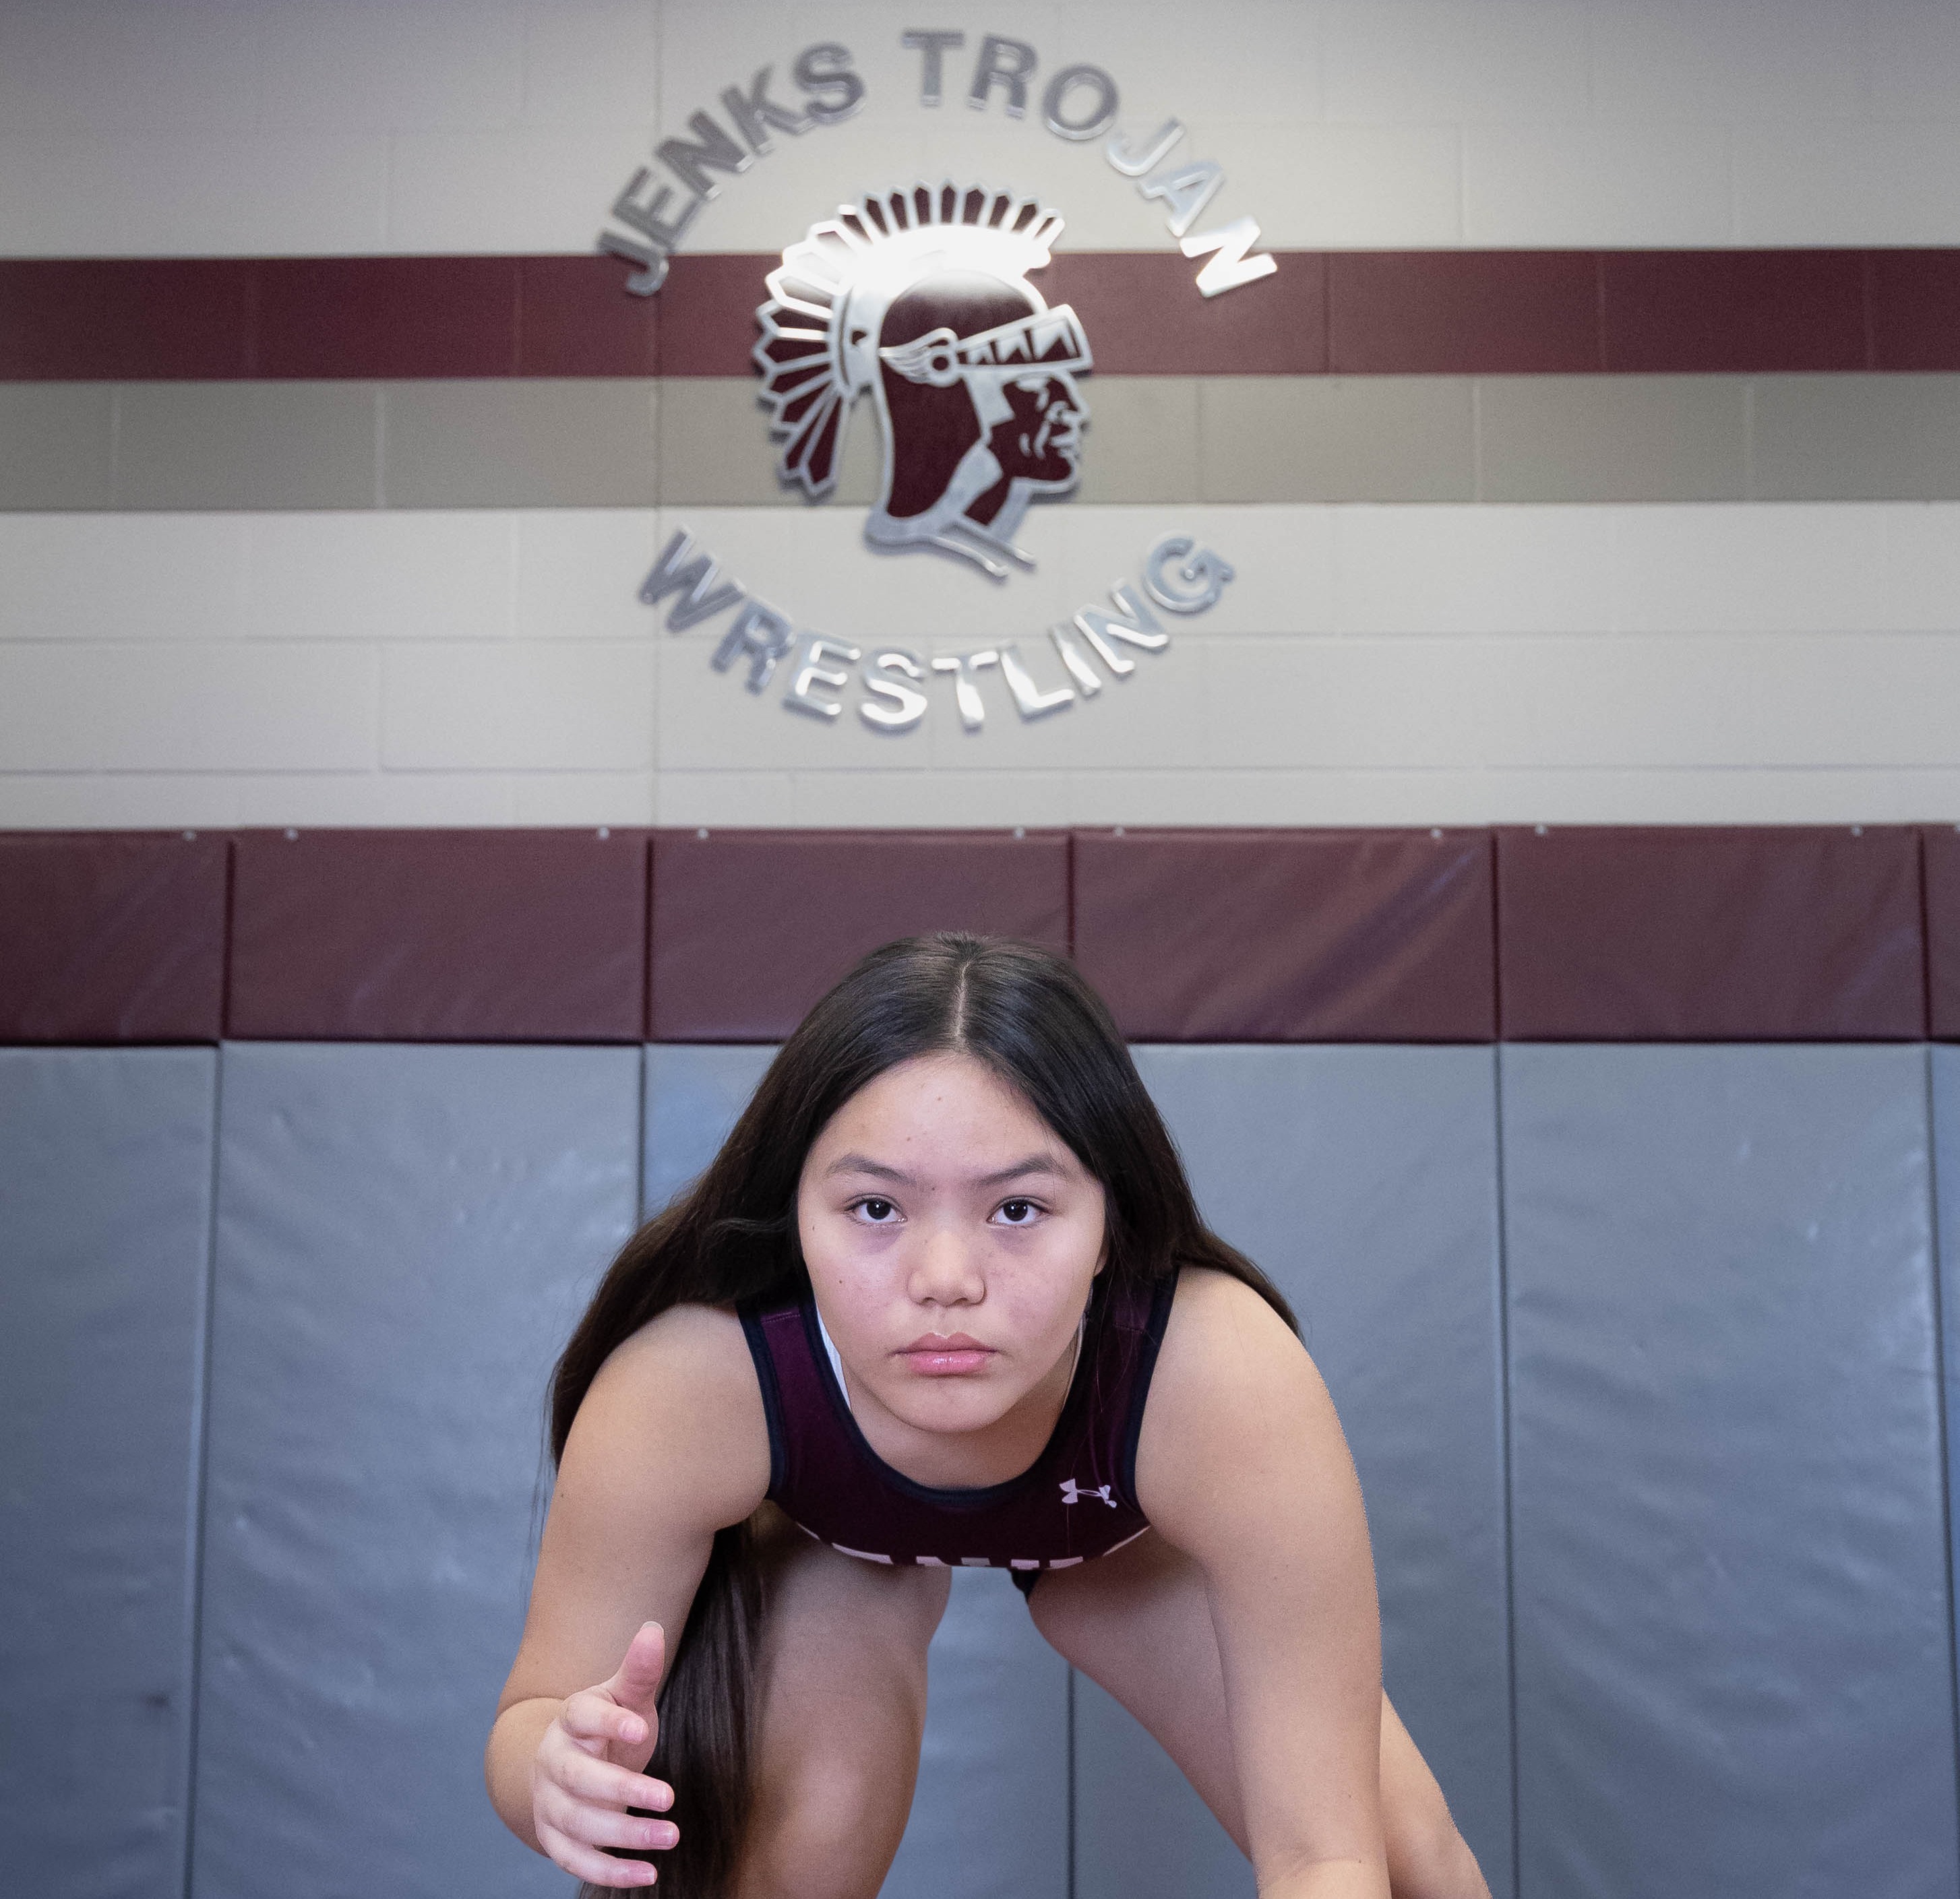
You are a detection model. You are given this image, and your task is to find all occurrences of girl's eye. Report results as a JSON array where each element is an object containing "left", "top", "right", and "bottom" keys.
[
  {"left": 996, "top": 1198, "right": 1041, "bottom": 1226},
  {"left": 855, "top": 1197, "right": 898, "bottom": 1223}
]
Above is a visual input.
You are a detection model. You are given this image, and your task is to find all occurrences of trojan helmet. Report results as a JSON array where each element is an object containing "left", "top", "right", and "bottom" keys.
[{"left": 755, "top": 184, "right": 1093, "bottom": 575}]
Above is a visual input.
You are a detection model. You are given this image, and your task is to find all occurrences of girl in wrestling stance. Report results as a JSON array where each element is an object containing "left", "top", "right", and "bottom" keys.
[{"left": 486, "top": 934, "right": 1489, "bottom": 1899}]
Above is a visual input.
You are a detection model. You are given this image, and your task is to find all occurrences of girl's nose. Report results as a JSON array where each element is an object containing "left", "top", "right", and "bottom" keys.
[{"left": 909, "top": 1224, "right": 984, "bottom": 1307}]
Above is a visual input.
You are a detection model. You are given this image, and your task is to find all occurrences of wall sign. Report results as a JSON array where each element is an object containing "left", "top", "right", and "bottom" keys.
[{"left": 606, "top": 30, "right": 1254, "bottom": 738}]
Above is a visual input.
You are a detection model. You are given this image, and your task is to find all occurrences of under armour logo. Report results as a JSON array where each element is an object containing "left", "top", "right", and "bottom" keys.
[{"left": 1060, "top": 1478, "right": 1116, "bottom": 1507}]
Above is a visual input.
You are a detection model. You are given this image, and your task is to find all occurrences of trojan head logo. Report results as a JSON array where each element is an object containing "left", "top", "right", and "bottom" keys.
[{"left": 755, "top": 184, "right": 1092, "bottom": 580}]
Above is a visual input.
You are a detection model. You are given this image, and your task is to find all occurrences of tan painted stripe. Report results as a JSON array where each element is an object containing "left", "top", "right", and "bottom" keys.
[{"left": 7, "top": 375, "right": 1960, "bottom": 511}]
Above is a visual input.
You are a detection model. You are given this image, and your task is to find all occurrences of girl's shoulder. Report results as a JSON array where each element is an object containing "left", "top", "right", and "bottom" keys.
[
  {"left": 570, "top": 1302, "right": 772, "bottom": 1527},
  {"left": 1136, "top": 1266, "right": 1355, "bottom": 1556},
  {"left": 611, "top": 1296, "right": 755, "bottom": 1374},
  {"left": 1142, "top": 1266, "right": 1326, "bottom": 1461},
  {"left": 1161, "top": 1262, "right": 1298, "bottom": 1357},
  {"left": 596, "top": 1299, "right": 764, "bottom": 1432}
]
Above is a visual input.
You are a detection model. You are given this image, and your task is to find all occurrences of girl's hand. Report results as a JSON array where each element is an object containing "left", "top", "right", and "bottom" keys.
[{"left": 530, "top": 1621, "right": 676, "bottom": 1889}]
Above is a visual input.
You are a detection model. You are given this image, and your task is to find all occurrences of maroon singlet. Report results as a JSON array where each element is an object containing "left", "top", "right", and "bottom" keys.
[{"left": 739, "top": 1272, "right": 1177, "bottom": 1593}]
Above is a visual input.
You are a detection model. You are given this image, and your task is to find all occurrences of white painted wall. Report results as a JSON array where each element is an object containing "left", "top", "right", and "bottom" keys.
[
  {"left": 7, "top": 0, "right": 1960, "bottom": 253},
  {"left": 5, "top": 503, "right": 1960, "bottom": 828},
  {"left": 5, "top": 0, "right": 1960, "bottom": 829}
]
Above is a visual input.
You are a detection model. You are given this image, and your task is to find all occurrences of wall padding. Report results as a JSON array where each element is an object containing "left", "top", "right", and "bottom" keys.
[
  {"left": 0, "top": 832, "right": 227, "bottom": 1042},
  {"left": 1075, "top": 831, "right": 1495, "bottom": 1042},
  {"left": 1934, "top": 1047, "right": 1960, "bottom": 1672},
  {"left": 1107, "top": 1046, "right": 1514, "bottom": 1896},
  {"left": 882, "top": 1569, "right": 1070, "bottom": 1899},
  {"left": 0, "top": 1048, "right": 216, "bottom": 1898},
  {"left": 642, "top": 1040, "right": 775, "bottom": 1212},
  {"left": 649, "top": 831, "right": 1071, "bottom": 1041},
  {"left": 1503, "top": 1045, "right": 1958, "bottom": 1898},
  {"left": 1929, "top": 828, "right": 1960, "bottom": 1040},
  {"left": 228, "top": 829, "right": 648, "bottom": 1042},
  {"left": 192, "top": 1042, "right": 640, "bottom": 1899},
  {"left": 1496, "top": 826, "right": 1926, "bottom": 1040}
]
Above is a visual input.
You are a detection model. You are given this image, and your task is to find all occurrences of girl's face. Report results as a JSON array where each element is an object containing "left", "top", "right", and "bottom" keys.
[{"left": 797, "top": 1051, "right": 1107, "bottom": 1470}]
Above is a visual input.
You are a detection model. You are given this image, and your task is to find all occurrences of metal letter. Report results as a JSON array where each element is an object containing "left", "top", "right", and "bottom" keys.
[
  {"left": 1142, "top": 536, "right": 1236, "bottom": 614},
  {"left": 599, "top": 227, "right": 667, "bottom": 297},
  {"left": 901, "top": 29, "right": 965, "bottom": 106},
  {"left": 609, "top": 167, "right": 704, "bottom": 250},
  {"left": 1182, "top": 216, "right": 1279, "bottom": 297},
  {"left": 794, "top": 42, "right": 866, "bottom": 123},
  {"left": 1074, "top": 584, "right": 1167, "bottom": 674},
  {"left": 713, "top": 600, "right": 797, "bottom": 693},
  {"left": 998, "top": 642, "right": 1076, "bottom": 718},
  {"left": 639, "top": 528, "right": 745, "bottom": 629},
  {"left": 968, "top": 35, "right": 1037, "bottom": 117},
  {"left": 657, "top": 111, "right": 752, "bottom": 199},
  {"left": 1041, "top": 63, "right": 1118, "bottom": 141},
  {"left": 931, "top": 650, "right": 998, "bottom": 730},
  {"left": 1140, "top": 159, "right": 1224, "bottom": 239},
  {"left": 1106, "top": 117, "right": 1184, "bottom": 177},
  {"left": 720, "top": 67, "right": 814, "bottom": 153},
  {"left": 860, "top": 649, "right": 930, "bottom": 732},
  {"left": 1048, "top": 624, "right": 1103, "bottom": 697},
  {"left": 784, "top": 635, "right": 862, "bottom": 720}
]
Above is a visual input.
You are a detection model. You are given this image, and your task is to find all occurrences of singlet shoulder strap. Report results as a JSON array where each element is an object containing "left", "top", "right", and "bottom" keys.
[
  {"left": 737, "top": 1295, "right": 799, "bottom": 1499},
  {"left": 1090, "top": 1269, "right": 1180, "bottom": 1514}
]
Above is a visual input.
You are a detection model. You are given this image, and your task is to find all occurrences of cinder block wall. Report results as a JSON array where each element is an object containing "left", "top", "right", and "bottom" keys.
[{"left": 5, "top": 0, "right": 1960, "bottom": 830}]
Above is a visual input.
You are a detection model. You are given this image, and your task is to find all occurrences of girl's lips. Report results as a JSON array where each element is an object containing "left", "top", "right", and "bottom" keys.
[{"left": 898, "top": 1334, "right": 996, "bottom": 1375}]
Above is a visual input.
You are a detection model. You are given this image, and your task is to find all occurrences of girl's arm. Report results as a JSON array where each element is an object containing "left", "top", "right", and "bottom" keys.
[
  {"left": 485, "top": 1302, "right": 772, "bottom": 1885},
  {"left": 1136, "top": 1269, "right": 1390, "bottom": 1899}
]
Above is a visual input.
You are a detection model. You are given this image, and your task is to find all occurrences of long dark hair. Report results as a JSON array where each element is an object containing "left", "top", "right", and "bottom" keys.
[{"left": 551, "top": 933, "right": 1294, "bottom": 1896}]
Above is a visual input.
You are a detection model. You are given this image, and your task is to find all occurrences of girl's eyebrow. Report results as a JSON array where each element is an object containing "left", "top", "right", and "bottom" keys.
[
  {"left": 825, "top": 1154, "right": 915, "bottom": 1184},
  {"left": 823, "top": 1152, "right": 1066, "bottom": 1187},
  {"left": 977, "top": 1154, "right": 1066, "bottom": 1187}
]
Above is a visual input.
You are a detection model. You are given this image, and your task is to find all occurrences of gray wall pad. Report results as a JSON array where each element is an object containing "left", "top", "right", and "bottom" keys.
[
  {"left": 881, "top": 1567, "right": 1070, "bottom": 1899},
  {"left": 1934, "top": 1047, "right": 1960, "bottom": 1706},
  {"left": 642, "top": 1046, "right": 1072, "bottom": 1898},
  {"left": 0, "top": 1048, "right": 216, "bottom": 1899},
  {"left": 1502, "top": 1044, "right": 1959, "bottom": 1899},
  {"left": 1128, "top": 1045, "right": 1514, "bottom": 1898},
  {"left": 193, "top": 1042, "right": 642, "bottom": 1899},
  {"left": 642, "top": 1042, "right": 777, "bottom": 1216},
  {"left": 1072, "top": 1669, "right": 1254, "bottom": 1899}
]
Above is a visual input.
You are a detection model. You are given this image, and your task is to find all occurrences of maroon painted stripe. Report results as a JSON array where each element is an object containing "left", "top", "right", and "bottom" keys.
[
  {"left": 1327, "top": 251, "right": 1601, "bottom": 375},
  {"left": 5, "top": 250, "right": 1959, "bottom": 382},
  {"left": 1599, "top": 250, "right": 1870, "bottom": 372}
]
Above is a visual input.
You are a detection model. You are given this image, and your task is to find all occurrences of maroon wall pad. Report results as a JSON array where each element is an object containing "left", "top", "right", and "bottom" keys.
[
  {"left": 228, "top": 830, "right": 646, "bottom": 1041},
  {"left": 1072, "top": 830, "right": 1496, "bottom": 1042},
  {"left": 1926, "top": 827, "right": 1960, "bottom": 1040},
  {"left": 0, "top": 833, "right": 228, "bottom": 1042},
  {"left": 1498, "top": 826, "right": 1925, "bottom": 1040},
  {"left": 650, "top": 830, "right": 1070, "bottom": 1040}
]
